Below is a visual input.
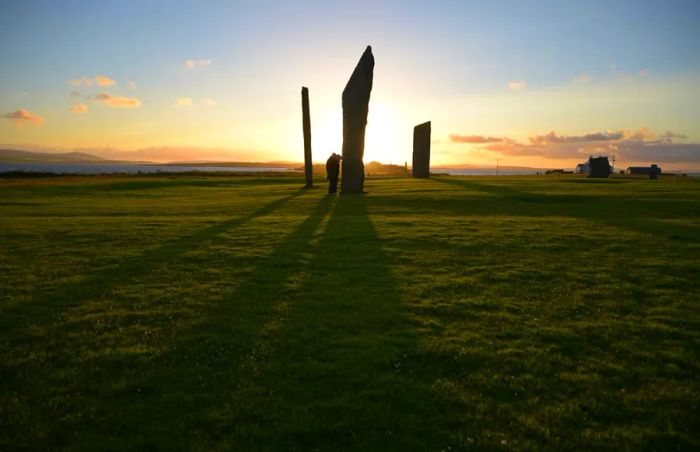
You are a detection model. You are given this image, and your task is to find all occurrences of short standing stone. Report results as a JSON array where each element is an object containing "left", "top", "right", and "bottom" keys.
[
  {"left": 412, "top": 121, "right": 431, "bottom": 178},
  {"left": 341, "top": 46, "right": 374, "bottom": 193}
]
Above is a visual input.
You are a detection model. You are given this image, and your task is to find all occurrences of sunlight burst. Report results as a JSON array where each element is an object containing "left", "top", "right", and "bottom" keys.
[{"left": 314, "top": 102, "right": 404, "bottom": 165}]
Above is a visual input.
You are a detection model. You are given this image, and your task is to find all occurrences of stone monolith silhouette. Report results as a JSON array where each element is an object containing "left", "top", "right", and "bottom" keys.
[
  {"left": 301, "top": 87, "right": 313, "bottom": 188},
  {"left": 412, "top": 121, "right": 431, "bottom": 178},
  {"left": 341, "top": 46, "right": 374, "bottom": 193}
]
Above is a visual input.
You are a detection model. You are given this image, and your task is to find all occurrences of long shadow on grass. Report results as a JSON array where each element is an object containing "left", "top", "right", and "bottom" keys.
[
  {"left": 24, "top": 194, "right": 338, "bottom": 449},
  {"left": 425, "top": 177, "right": 700, "bottom": 241},
  {"left": 0, "top": 187, "right": 306, "bottom": 335},
  {"left": 6, "top": 176, "right": 301, "bottom": 195},
  {"left": 212, "top": 194, "right": 456, "bottom": 450},
  {"left": 409, "top": 177, "right": 700, "bottom": 448},
  {"left": 82, "top": 177, "right": 302, "bottom": 192}
]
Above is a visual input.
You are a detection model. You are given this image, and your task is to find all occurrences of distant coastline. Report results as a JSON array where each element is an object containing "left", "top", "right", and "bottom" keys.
[
  {"left": 0, "top": 162, "right": 296, "bottom": 175},
  {"left": 1, "top": 149, "right": 697, "bottom": 177}
]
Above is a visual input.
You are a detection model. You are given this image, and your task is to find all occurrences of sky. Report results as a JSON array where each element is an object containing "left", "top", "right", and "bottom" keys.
[{"left": 1, "top": 0, "right": 699, "bottom": 168}]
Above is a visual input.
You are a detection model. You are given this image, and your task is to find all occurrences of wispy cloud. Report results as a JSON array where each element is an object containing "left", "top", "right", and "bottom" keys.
[
  {"left": 201, "top": 97, "right": 218, "bottom": 107},
  {"left": 458, "top": 127, "right": 700, "bottom": 163},
  {"left": 608, "top": 64, "right": 649, "bottom": 82},
  {"left": 69, "top": 90, "right": 82, "bottom": 97},
  {"left": 508, "top": 80, "right": 527, "bottom": 90},
  {"left": 184, "top": 59, "right": 212, "bottom": 70},
  {"left": 70, "top": 103, "right": 88, "bottom": 113},
  {"left": 95, "top": 75, "right": 116, "bottom": 87},
  {"left": 661, "top": 131, "right": 687, "bottom": 140},
  {"left": 175, "top": 97, "right": 217, "bottom": 108},
  {"left": 175, "top": 97, "right": 193, "bottom": 107},
  {"left": 528, "top": 131, "right": 624, "bottom": 145},
  {"left": 128, "top": 80, "right": 136, "bottom": 90},
  {"left": 572, "top": 73, "right": 591, "bottom": 84},
  {"left": 94, "top": 93, "right": 142, "bottom": 108},
  {"left": 2, "top": 109, "right": 44, "bottom": 125},
  {"left": 68, "top": 77, "right": 93, "bottom": 86},
  {"left": 68, "top": 75, "right": 118, "bottom": 87},
  {"left": 449, "top": 134, "right": 504, "bottom": 144}
]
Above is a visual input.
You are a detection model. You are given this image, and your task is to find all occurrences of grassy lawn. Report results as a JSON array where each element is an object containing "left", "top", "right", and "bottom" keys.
[{"left": 1, "top": 174, "right": 698, "bottom": 450}]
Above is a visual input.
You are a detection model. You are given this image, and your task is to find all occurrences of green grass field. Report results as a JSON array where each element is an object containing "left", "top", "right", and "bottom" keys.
[{"left": 1, "top": 174, "right": 698, "bottom": 450}]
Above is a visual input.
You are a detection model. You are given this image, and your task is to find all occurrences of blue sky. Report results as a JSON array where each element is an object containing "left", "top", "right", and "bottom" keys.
[{"left": 1, "top": 0, "right": 699, "bottom": 166}]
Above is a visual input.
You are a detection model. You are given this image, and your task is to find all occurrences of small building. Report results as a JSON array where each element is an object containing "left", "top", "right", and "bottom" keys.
[
  {"left": 587, "top": 156, "right": 612, "bottom": 178},
  {"left": 575, "top": 162, "right": 590, "bottom": 174},
  {"left": 627, "top": 164, "right": 663, "bottom": 176}
]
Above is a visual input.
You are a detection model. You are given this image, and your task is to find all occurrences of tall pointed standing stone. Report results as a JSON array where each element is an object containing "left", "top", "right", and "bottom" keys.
[
  {"left": 301, "top": 87, "right": 313, "bottom": 188},
  {"left": 412, "top": 121, "right": 431, "bottom": 178},
  {"left": 341, "top": 46, "right": 374, "bottom": 193}
]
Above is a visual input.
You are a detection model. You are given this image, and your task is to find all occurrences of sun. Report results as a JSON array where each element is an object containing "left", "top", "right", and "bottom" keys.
[
  {"left": 314, "top": 101, "right": 406, "bottom": 165},
  {"left": 365, "top": 101, "right": 406, "bottom": 165}
]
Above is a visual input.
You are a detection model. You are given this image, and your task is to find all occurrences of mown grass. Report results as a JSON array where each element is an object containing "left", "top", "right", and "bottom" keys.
[{"left": 0, "top": 174, "right": 698, "bottom": 450}]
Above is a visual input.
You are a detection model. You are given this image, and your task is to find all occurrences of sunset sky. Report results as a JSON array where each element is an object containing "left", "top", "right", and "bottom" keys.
[{"left": 1, "top": 0, "right": 699, "bottom": 168}]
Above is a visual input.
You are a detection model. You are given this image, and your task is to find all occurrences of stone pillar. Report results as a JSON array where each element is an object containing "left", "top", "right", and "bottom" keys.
[
  {"left": 412, "top": 121, "right": 431, "bottom": 178},
  {"left": 341, "top": 46, "right": 374, "bottom": 193},
  {"left": 301, "top": 87, "right": 313, "bottom": 188}
]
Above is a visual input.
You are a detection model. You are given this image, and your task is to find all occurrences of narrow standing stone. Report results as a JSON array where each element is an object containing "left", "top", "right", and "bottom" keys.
[
  {"left": 412, "top": 121, "right": 431, "bottom": 178},
  {"left": 341, "top": 46, "right": 374, "bottom": 193},
  {"left": 301, "top": 87, "right": 313, "bottom": 188}
]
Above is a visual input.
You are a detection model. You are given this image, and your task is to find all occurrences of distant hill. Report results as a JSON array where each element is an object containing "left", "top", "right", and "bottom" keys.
[
  {"left": 0, "top": 149, "right": 104, "bottom": 163},
  {"left": 0, "top": 149, "right": 553, "bottom": 172}
]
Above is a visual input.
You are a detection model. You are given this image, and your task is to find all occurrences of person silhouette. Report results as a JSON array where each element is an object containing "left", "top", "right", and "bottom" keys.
[{"left": 326, "top": 153, "right": 341, "bottom": 194}]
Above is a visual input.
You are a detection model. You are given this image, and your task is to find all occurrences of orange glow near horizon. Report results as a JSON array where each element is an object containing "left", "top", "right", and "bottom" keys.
[
  {"left": 1, "top": 3, "right": 699, "bottom": 170},
  {"left": 2, "top": 75, "right": 698, "bottom": 169},
  {"left": 313, "top": 101, "right": 406, "bottom": 165}
]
